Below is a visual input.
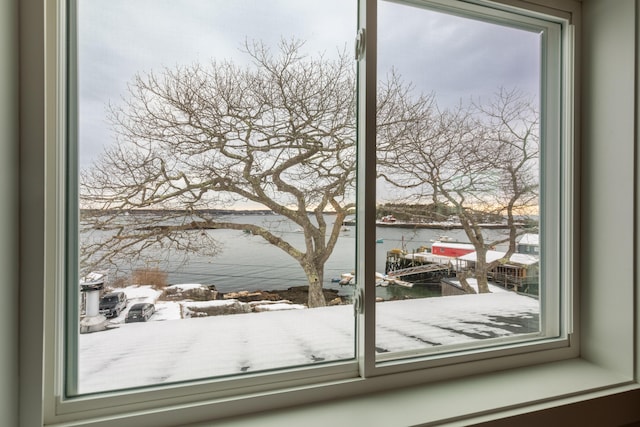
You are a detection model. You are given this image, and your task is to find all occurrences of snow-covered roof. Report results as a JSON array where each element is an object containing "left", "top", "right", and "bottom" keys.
[
  {"left": 518, "top": 233, "right": 539, "bottom": 246},
  {"left": 404, "top": 252, "right": 456, "bottom": 263},
  {"left": 458, "top": 250, "right": 539, "bottom": 266},
  {"left": 81, "top": 271, "right": 106, "bottom": 282},
  {"left": 78, "top": 285, "right": 539, "bottom": 394},
  {"left": 80, "top": 271, "right": 107, "bottom": 288},
  {"left": 431, "top": 242, "right": 475, "bottom": 249}
]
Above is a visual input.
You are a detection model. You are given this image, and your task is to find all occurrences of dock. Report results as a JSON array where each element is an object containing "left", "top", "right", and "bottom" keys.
[
  {"left": 386, "top": 263, "right": 452, "bottom": 282},
  {"left": 385, "top": 249, "right": 456, "bottom": 285}
]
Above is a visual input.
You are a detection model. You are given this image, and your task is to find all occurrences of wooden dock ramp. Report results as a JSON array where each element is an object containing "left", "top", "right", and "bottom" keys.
[{"left": 387, "top": 263, "right": 451, "bottom": 279}]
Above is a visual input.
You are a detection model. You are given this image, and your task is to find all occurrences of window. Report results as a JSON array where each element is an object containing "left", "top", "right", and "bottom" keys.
[
  {"left": 375, "top": 3, "right": 546, "bottom": 360},
  {"left": 70, "top": 0, "right": 359, "bottom": 395},
  {"left": 357, "top": 0, "right": 570, "bottom": 375},
  {"left": 31, "top": 0, "right": 598, "bottom": 425}
]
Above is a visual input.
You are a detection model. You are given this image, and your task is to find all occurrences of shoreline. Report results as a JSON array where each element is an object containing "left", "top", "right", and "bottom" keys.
[
  {"left": 372, "top": 222, "right": 519, "bottom": 229},
  {"left": 223, "top": 286, "right": 347, "bottom": 306}
]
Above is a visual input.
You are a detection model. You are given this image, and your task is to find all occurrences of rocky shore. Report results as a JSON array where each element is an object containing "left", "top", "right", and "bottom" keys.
[
  {"left": 160, "top": 283, "right": 349, "bottom": 310},
  {"left": 223, "top": 286, "right": 347, "bottom": 306}
]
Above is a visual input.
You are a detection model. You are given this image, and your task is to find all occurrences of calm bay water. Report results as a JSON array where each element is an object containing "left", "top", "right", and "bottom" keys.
[{"left": 84, "top": 213, "right": 510, "bottom": 300}]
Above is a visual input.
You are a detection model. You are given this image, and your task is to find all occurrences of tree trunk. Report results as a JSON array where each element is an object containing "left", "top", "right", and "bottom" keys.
[
  {"left": 457, "top": 270, "right": 477, "bottom": 294},
  {"left": 302, "top": 262, "right": 326, "bottom": 308},
  {"left": 475, "top": 271, "right": 491, "bottom": 293},
  {"left": 474, "top": 246, "right": 491, "bottom": 293}
]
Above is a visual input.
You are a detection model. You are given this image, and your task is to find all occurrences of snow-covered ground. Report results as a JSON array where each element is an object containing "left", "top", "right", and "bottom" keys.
[{"left": 78, "top": 284, "right": 539, "bottom": 394}]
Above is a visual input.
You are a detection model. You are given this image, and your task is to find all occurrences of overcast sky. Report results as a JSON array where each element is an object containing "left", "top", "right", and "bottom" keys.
[{"left": 78, "top": 0, "right": 541, "bottom": 170}]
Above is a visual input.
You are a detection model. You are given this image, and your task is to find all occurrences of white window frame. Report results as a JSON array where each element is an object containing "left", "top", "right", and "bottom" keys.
[
  {"left": 16, "top": 0, "right": 639, "bottom": 426},
  {"left": 64, "top": 0, "right": 574, "bottom": 414},
  {"left": 357, "top": 0, "right": 573, "bottom": 376}
]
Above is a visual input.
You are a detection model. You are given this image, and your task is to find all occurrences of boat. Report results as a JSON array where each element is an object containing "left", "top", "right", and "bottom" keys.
[
  {"left": 430, "top": 235, "right": 456, "bottom": 243},
  {"left": 338, "top": 272, "right": 388, "bottom": 286},
  {"left": 338, "top": 273, "right": 355, "bottom": 286},
  {"left": 385, "top": 277, "right": 414, "bottom": 288},
  {"left": 380, "top": 215, "right": 397, "bottom": 223},
  {"left": 342, "top": 216, "right": 356, "bottom": 226}
]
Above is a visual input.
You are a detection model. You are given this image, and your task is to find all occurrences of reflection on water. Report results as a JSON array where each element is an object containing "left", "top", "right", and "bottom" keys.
[{"left": 81, "top": 213, "right": 511, "bottom": 300}]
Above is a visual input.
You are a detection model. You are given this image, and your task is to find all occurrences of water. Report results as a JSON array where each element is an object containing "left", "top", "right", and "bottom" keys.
[{"left": 83, "top": 213, "right": 510, "bottom": 300}]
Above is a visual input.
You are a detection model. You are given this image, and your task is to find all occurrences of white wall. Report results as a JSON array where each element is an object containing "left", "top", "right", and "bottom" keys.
[
  {"left": 19, "top": 0, "right": 47, "bottom": 425},
  {"left": 0, "top": 0, "right": 20, "bottom": 426},
  {"left": 581, "top": 0, "right": 636, "bottom": 375}
]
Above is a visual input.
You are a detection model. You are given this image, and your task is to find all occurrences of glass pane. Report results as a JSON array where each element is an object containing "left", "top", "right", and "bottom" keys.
[
  {"left": 74, "top": 0, "right": 357, "bottom": 394},
  {"left": 376, "top": 1, "right": 542, "bottom": 359}
]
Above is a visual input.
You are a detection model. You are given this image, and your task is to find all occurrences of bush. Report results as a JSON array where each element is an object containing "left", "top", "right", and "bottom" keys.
[{"left": 130, "top": 268, "right": 168, "bottom": 289}]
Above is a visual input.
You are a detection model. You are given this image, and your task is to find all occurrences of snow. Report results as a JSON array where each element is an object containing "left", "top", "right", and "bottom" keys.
[
  {"left": 152, "top": 301, "right": 182, "bottom": 321},
  {"left": 80, "top": 271, "right": 107, "bottom": 284},
  {"left": 431, "top": 241, "right": 475, "bottom": 249},
  {"left": 78, "top": 285, "right": 539, "bottom": 394},
  {"left": 446, "top": 278, "right": 509, "bottom": 294},
  {"left": 167, "top": 283, "right": 208, "bottom": 291},
  {"left": 376, "top": 292, "right": 536, "bottom": 352},
  {"left": 184, "top": 300, "right": 243, "bottom": 308},
  {"left": 518, "top": 233, "right": 539, "bottom": 245},
  {"left": 404, "top": 252, "right": 456, "bottom": 265},
  {"left": 120, "top": 285, "right": 162, "bottom": 302},
  {"left": 252, "top": 302, "right": 306, "bottom": 311},
  {"left": 458, "top": 250, "right": 539, "bottom": 265}
]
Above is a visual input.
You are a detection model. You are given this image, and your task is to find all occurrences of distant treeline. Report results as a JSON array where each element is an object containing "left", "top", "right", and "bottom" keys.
[
  {"left": 80, "top": 205, "right": 536, "bottom": 227},
  {"left": 377, "top": 203, "right": 504, "bottom": 224},
  {"left": 80, "top": 208, "right": 276, "bottom": 216}
]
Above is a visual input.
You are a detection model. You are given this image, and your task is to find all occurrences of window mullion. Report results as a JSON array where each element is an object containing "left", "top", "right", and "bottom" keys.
[
  {"left": 64, "top": 0, "right": 80, "bottom": 398},
  {"left": 356, "top": 0, "right": 378, "bottom": 378}
]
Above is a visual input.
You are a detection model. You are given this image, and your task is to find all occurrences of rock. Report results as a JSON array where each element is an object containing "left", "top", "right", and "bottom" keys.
[
  {"left": 221, "top": 287, "right": 349, "bottom": 307},
  {"left": 265, "top": 286, "right": 345, "bottom": 305},
  {"left": 183, "top": 300, "right": 251, "bottom": 317},
  {"left": 162, "top": 284, "right": 219, "bottom": 301},
  {"left": 79, "top": 314, "right": 109, "bottom": 333},
  {"left": 223, "top": 290, "right": 280, "bottom": 302},
  {"left": 247, "top": 299, "right": 293, "bottom": 307}
]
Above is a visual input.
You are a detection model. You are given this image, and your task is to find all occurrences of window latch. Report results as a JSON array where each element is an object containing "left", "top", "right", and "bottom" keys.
[
  {"left": 353, "top": 288, "right": 365, "bottom": 316},
  {"left": 354, "top": 28, "right": 365, "bottom": 60}
]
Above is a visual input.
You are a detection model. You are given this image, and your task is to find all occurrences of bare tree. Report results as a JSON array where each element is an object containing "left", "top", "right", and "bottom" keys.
[
  {"left": 379, "top": 88, "right": 539, "bottom": 293},
  {"left": 81, "top": 40, "right": 358, "bottom": 307},
  {"left": 81, "top": 37, "right": 535, "bottom": 303}
]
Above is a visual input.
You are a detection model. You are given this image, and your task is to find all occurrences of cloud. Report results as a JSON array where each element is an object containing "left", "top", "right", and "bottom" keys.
[
  {"left": 378, "top": 1, "right": 541, "bottom": 108},
  {"left": 78, "top": 0, "right": 356, "bottom": 167},
  {"left": 77, "top": 0, "right": 540, "bottom": 166}
]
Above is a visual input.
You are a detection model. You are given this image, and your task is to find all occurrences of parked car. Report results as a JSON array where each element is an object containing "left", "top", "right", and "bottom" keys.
[
  {"left": 98, "top": 291, "right": 127, "bottom": 318},
  {"left": 125, "top": 303, "right": 155, "bottom": 323}
]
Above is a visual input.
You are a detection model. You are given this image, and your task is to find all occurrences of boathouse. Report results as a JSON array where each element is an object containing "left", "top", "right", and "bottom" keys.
[
  {"left": 456, "top": 250, "right": 539, "bottom": 294},
  {"left": 430, "top": 241, "right": 476, "bottom": 258},
  {"left": 517, "top": 233, "right": 540, "bottom": 255}
]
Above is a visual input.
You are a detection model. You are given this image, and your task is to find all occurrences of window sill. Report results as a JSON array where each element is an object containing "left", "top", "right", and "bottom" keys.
[
  {"left": 45, "top": 357, "right": 636, "bottom": 426},
  {"left": 195, "top": 358, "right": 635, "bottom": 427}
]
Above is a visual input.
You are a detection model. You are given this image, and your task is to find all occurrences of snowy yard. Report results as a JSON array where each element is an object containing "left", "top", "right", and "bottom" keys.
[{"left": 78, "top": 284, "right": 539, "bottom": 394}]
